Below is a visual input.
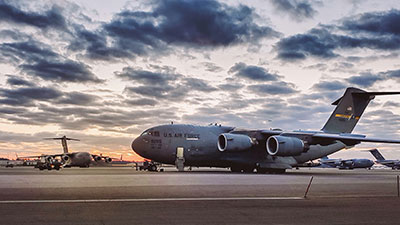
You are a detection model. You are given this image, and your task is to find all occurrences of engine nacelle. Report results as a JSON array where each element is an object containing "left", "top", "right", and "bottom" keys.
[
  {"left": 94, "top": 155, "right": 102, "bottom": 162},
  {"left": 46, "top": 156, "right": 54, "bottom": 162},
  {"left": 62, "top": 154, "right": 70, "bottom": 162},
  {"left": 266, "top": 136, "right": 305, "bottom": 156},
  {"left": 104, "top": 157, "right": 112, "bottom": 163},
  {"left": 61, "top": 154, "right": 71, "bottom": 165},
  {"left": 217, "top": 133, "right": 253, "bottom": 152}
]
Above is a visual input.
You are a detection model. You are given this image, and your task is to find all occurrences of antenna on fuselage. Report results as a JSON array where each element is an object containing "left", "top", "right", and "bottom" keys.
[{"left": 43, "top": 136, "right": 80, "bottom": 153}]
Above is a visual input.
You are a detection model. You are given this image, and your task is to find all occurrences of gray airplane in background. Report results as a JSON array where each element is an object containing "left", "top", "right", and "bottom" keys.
[
  {"left": 131, "top": 87, "right": 400, "bottom": 173},
  {"left": 20, "top": 136, "right": 112, "bottom": 169},
  {"left": 319, "top": 156, "right": 374, "bottom": 169},
  {"left": 369, "top": 149, "right": 400, "bottom": 169}
]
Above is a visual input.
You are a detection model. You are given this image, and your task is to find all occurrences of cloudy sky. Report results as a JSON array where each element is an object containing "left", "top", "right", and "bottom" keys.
[{"left": 1, "top": 0, "right": 400, "bottom": 161}]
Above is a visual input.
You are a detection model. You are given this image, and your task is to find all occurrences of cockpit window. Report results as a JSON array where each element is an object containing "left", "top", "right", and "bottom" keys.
[
  {"left": 140, "top": 129, "right": 150, "bottom": 136},
  {"left": 140, "top": 129, "right": 160, "bottom": 137}
]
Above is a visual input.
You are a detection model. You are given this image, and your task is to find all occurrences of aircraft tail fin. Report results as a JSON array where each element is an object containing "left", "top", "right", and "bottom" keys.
[
  {"left": 322, "top": 87, "right": 400, "bottom": 134},
  {"left": 369, "top": 149, "right": 385, "bottom": 161},
  {"left": 61, "top": 137, "right": 68, "bottom": 153}
]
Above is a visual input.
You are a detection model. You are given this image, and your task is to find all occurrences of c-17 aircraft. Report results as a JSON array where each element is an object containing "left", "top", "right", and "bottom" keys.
[
  {"left": 131, "top": 87, "right": 400, "bottom": 173},
  {"left": 318, "top": 156, "right": 374, "bottom": 169},
  {"left": 369, "top": 149, "right": 400, "bottom": 169},
  {"left": 19, "top": 136, "right": 112, "bottom": 170}
]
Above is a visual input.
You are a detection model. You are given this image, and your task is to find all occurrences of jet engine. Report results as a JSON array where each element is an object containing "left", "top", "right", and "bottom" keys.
[
  {"left": 266, "top": 136, "right": 305, "bottom": 156},
  {"left": 94, "top": 155, "right": 102, "bottom": 162},
  {"left": 62, "top": 154, "right": 71, "bottom": 164},
  {"left": 217, "top": 133, "right": 253, "bottom": 152},
  {"left": 46, "top": 156, "right": 54, "bottom": 162},
  {"left": 104, "top": 157, "right": 112, "bottom": 163}
]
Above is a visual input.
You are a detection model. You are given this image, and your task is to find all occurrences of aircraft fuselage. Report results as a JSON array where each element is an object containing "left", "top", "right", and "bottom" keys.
[
  {"left": 131, "top": 124, "right": 347, "bottom": 170},
  {"left": 67, "top": 152, "right": 92, "bottom": 167}
]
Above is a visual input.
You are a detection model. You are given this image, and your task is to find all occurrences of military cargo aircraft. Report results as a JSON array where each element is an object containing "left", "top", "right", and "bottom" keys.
[
  {"left": 19, "top": 136, "right": 112, "bottom": 169},
  {"left": 318, "top": 156, "right": 374, "bottom": 169},
  {"left": 131, "top": 87, "right": 400, "bottom": 173},
  {"left": 369, "top": 149, "right": 400, "bottom": 169}
]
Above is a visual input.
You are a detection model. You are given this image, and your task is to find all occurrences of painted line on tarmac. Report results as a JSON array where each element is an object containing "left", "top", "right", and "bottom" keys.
[{"left": 0, "top": 196, "right": 304, "bottom": 204}]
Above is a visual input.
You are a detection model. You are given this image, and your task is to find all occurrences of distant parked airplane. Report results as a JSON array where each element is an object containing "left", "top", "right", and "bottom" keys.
[
  {"left": 319, "top": 156, "right": 374, "bottom": 169},
  {"left": 19, "top": 136, "right": 112, "bottom": 170},
  {"left": 369, "top": 149, "right": 400, "bottom": 169}
]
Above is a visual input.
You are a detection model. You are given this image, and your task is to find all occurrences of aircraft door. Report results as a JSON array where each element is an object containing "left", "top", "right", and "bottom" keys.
[{"left": 175, "top": 147, "right": 185, "bottom": 172}]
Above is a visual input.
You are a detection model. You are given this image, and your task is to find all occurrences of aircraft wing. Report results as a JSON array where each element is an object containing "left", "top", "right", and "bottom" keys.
[
  {"left": 18, "top": 154, "right": 67, "bottom": 159},
  {"left": 261, "top": 129, "right": 400, "bottom": 144},
  {"left": 312, "top": 133, "right": 400, "bottom": 144},
  {"left": 260, "top": 130, "right": 284, "bottom": 136}
]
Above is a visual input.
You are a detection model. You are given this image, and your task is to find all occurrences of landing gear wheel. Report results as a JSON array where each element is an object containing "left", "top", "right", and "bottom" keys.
[{"left": 150, "top": 165, "right": 157, "bottom": 172}]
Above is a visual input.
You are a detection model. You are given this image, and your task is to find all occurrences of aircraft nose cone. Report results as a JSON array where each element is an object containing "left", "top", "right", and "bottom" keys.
[
  {"left": 131, "top": 138, "right": 138, "bottom": 152},
  {"left": 131, "top": 137, "right": 145, "bottom": 158}
]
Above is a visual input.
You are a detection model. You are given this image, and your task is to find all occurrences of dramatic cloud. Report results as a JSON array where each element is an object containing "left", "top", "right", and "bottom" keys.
[
  {"left": 115, "top": 67, "right": 179, "bottom": 85},
  {"left": 70, "top": 25, "right": 131, "bottom": 61},
  {"left": 346, "top": 73, "right": 384, "bottom": 88},
  {"left": 218, "top": 83, "right": 245, "bottom": 91},
  {"left": 118, "top": 67, "right": 217, "bottom": 101},
  {"left": 346, "top": 69, "right": 400, "bottom": 88},
  {"left": 248, "top": 82, "right": 297, "bottom": 95},
  {"left": 75, "top": 0, "right": 279, "bottom": 60},
  {"left": 125, "top": 98, "right": 158, "bottom": 106},
  {"left": 20, "top": 60, "right": 103, "bottom": 83},
  {"left": 229, "top": 63, "right": 280, "bottom": 81},
  {"left": 56, "top": 92, "right": 100, "bottom": 105},
  {"left": 383, "top": 101, "right": 400, "bottom": 108},
  {"left": 312, "top": 80, "right": 347, "bottom": 91},
  {"left": 0, "top": 86, "right": 62, "bottom": 106},
  {"left": 0, "top": 41, "right": 59, "bottom": 64},
  {"left": 384, "top": 69, "right": 400, "bottom": 81},
  {"left": 125, "top": 85, "right": 176, "bottom": 100},
  {"left": 183, "top": 78, "right": 217, "bottom": 92},
  {"left": 0, "top": 40, "right": 103, "bottom": 83},
  {"left": 275, "top": 28, "right": 339, "bottom": 60},
  {"left": 271, "top": 0, "right": 317, "bottom": 21},
  {"left": 0, "top": 86, "right": 101, "bottom": 108},
  {"left": 340, "top": 10, "right": 400, "bottom": 36},
  {"left": 0, "top": 1, "right": 67, "bottom": 30},
  {"left": 276, "top": 10, "right": 400, "bottom": 61},
  {"left": 6, "top": 75, "right": 34, "bottom": 86}
]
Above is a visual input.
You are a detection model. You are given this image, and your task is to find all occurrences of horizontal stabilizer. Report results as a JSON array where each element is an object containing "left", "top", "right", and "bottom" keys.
[{"left": 44, "top": 137, "right": 80, "bottom": 141}]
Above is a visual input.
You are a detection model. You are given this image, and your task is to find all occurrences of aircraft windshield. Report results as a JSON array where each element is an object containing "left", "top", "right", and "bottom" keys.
[
  {"left": 140, "top": 129, "right": 150, "bottom": 136},
  {"left": 140, "top": 130, "right": 160, "bottom": 137}
]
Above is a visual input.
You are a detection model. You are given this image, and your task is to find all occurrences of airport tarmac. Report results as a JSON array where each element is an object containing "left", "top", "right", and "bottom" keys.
[{"left": 1, "top": 167, "right": 400, "bottom": 225}]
